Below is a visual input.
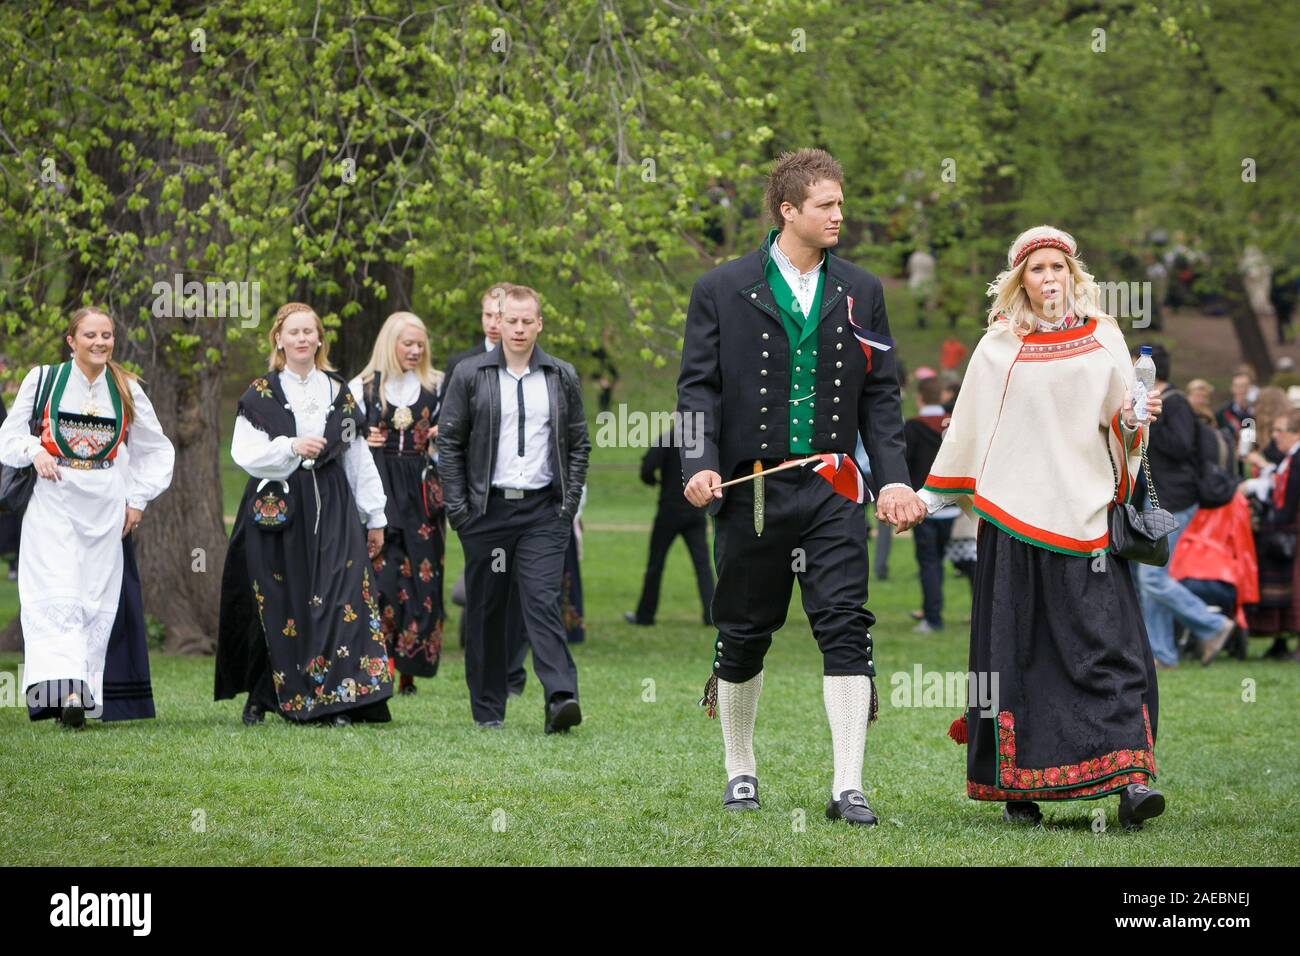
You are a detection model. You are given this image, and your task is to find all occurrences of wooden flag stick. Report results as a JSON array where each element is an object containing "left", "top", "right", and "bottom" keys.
[{"left": 708, "top": 456, "right": 820, "bottom": 492}]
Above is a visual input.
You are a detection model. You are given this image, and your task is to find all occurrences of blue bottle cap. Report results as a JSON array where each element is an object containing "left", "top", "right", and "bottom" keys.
[{"left": 1140, "top": 345, "right": 1153, "bottom": 355}]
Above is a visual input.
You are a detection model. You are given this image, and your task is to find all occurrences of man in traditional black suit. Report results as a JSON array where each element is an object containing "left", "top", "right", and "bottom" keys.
[{"left": 677, "top": 148, "right": 925, "bottom": 826}]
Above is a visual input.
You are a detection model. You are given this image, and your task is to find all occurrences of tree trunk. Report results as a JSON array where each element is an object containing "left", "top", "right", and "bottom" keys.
[
  {"left": 1226, "top": 276, "right": 1276, "bottom": 383},
  {"left": 129, "top": 353, "right": 228, "bottom": 654},
  {"left": 308, "top": 258, "right": 414, "bottom": 377}
]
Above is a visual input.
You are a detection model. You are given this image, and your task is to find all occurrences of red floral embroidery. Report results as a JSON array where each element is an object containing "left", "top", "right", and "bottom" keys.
[
  {"left": 968, "top": 770, "right": 1152, "bottom": 802},
  {"left": 969, "top": 706, "right": 1156, "bottom": 801}
]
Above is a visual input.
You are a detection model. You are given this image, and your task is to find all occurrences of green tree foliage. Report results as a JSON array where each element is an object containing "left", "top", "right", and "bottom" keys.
[{"left": 0, "top": 0, "right": 1293, "bottom": 646}]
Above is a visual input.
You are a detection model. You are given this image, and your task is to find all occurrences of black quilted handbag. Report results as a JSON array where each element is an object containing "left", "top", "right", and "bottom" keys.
[{"left": 1108, "top": 433, "right": 1179, "bottom": 566}]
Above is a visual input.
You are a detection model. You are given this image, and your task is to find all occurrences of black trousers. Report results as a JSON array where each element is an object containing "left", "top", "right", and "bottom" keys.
[
  {"left": 460, "top": 491, "right": 579, "bottom": 722},
  {"left": 712, "top": 462, "right": 875, "bottom": 682},
  {"left": 634, "top": 506, "right": 715, "bottom": 624}
]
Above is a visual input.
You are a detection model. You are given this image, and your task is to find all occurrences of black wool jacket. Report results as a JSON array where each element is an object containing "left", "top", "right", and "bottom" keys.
[{"left": 675, "top": 240, "right": 909, "bottom": 514}]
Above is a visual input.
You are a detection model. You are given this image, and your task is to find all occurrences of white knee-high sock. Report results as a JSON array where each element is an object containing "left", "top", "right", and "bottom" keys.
[
  {"left": 718, "top": 671, "right": 764, "bottom": 780},
  {"left": 824, "top": 674, "right": 871, "bottom": 799}
]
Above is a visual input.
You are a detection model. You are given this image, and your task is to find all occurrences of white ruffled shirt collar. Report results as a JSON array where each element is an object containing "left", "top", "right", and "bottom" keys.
[{"left": 281, "top": 365, "right": 320, "bottom": 387}]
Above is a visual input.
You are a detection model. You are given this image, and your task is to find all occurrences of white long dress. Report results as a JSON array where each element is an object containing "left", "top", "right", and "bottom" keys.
[{"left": 0, "top": 363, "right": 175, "bottom": 705}]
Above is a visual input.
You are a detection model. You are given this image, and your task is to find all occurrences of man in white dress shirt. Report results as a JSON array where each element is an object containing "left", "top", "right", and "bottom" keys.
[{"left": 437, "top": 286, "right": 591, "bottom": 732}]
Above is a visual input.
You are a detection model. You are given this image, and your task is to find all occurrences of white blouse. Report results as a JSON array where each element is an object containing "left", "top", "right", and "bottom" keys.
[
  {"left": 0, "top": 363, "right": 174, "bottom": 511},
  {"left": 230, "top": 366, "right": 387, "bottom": 529},
  {"left": 347, "top": 369, "right": 425, "bottom": 415}
]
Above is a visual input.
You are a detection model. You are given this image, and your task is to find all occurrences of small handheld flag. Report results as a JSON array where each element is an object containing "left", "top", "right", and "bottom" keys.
[
  {"left": 785, "top": 452, "right": 869, "bottom": 504},
  {"left": 846, "top": 295, "right": 894, "bottom": 373}
]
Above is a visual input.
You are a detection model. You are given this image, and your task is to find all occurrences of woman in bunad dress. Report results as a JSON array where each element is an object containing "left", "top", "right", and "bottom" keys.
[
  {"left": 215, "top": 303, "right": 394, "bottom": 727},
  {"left": 919, "top": 226, "right": 1171, "bottom": 830},
  {"left": 0, "top": 307, "right": 174, "bottom": 728},
  {"left": 349, "top": 311, "right": 447, "bottom": 696}
]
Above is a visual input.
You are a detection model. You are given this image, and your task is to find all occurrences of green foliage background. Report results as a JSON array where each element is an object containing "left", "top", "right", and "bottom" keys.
[{"left": 0, "top": 0, "right": 1295, "bottom": 646}]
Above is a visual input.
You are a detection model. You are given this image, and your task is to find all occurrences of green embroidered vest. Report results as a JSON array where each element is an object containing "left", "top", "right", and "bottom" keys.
[{"left": 763, "top": 229, "right": 824, "bottom": 454}]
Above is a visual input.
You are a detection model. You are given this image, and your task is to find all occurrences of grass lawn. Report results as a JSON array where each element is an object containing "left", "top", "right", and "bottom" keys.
[{"left": 1, "top": 302, "right": 1298, "bottom": 865}]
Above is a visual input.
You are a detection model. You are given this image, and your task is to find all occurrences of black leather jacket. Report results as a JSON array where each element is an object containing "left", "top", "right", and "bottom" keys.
[{"left": 436, "top": 344, "right": 590, "bottom": 530}]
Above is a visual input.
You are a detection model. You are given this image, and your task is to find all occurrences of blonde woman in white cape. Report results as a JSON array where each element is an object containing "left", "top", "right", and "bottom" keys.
[{"left": 919, "top": 226, "right": 1169, "bottom": 829}]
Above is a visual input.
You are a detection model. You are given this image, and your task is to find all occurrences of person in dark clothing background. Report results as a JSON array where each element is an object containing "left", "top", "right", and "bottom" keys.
[
  {"left": 904, "top": 376, "right": 957, "bottom": 632},
  {"left": 1134, "top": 344, "right": 1235, "bottom": 668},
  {"left": 1244, "top": 408, "right": 1300, "bottom": 660},
  {"left": 625, "top": 419, "right": 715, "bottom": 627}
]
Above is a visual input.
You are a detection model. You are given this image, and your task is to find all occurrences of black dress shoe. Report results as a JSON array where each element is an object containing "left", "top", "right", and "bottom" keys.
[
  {"left": 328, "top": 714, "right": 353, "bottom": 728},
  {"left": 826, "top": 790, "right": 878, "bottom": 826},
  {"left": 475, "top": 719, "right": 504, "bottom": 729},
  {"left": 398, "top": 677, "right": 417, "bottom": 696},
  {"left": 1003, "top": 801, "right": 1043, "bottom": 824},
  {"left": 58, "top": 693, "right": 85, "bottom": 730},
  {"left": 1118, "top": 783, "right": 1165, "bottom": 830},
  {"left": 723, "top": 775, "right": 760, "bottom": 811},
  {"left": 623, "top": 612, "right": 652, "bottom": 626},
  {"left": 1263, "top": 637, "right": 1290, "bottom": 660},
  {"left": 242, "top": 699, "right": 266, "bottom": 726},
  {"left": 544, "top": 696, "right": 582, "bottom": 734}
]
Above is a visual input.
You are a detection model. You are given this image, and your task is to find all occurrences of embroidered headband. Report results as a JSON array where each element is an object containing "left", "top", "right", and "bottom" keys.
[{"left": 1012, "top": 236, "right": 1075, "bottom": 268}]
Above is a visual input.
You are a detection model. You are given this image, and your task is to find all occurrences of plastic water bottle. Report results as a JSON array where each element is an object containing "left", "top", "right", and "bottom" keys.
[{"left": 1133, "top": 346, "right": 1156, "bottom": 423}]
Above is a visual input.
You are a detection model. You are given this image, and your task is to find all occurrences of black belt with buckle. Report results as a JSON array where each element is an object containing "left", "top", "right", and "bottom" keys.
[
  {"left": 490, "top": 486, "right": 550, "bottom": 500},
  {"left": 56, "top": 456, "right": 115, "bottom": 471}
]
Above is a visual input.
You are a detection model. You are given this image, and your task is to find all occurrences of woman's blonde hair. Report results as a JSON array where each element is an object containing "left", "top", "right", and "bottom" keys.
[
  {"left": 356, "top": 311, "right": 442, "bottom": 411},
  {"left": 66, "top": 307, "right": 138, "bottom": 427},
  {"left": 267, "top": 302, "right": 335, "bottom": 372},
  {"left": 986, "top": 225, "right": 1117, "bottom": 337}
]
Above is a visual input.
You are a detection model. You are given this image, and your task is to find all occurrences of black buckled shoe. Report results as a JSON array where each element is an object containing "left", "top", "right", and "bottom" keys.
[
  {"left": 58, "top": 692, "right": 85, "bottom": 730},
  {"left": 723, "top": 775, "right": 760, "bottom": 811},
  {"left": 1118, "top": 783, "right": 1165, "bottom": 830},
  {"left": 544, "top": 696, "right": 582, "bottom": 734},
  {"left": 328, "top": 714, "right": 353, "bottom": 728},
  {"left": 1003, "top": 801, "right": 1043, "bottom": 825},
  {"left": 826, "top": 789, "right": 878, "bottom": 826}
]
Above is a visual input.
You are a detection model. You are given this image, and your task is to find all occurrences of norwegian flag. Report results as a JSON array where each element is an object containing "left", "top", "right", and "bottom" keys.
[
  {"left": 846, "top": 295, "right": 894, "bottom": 373},
  {"left": 786, "top": 453, "right": 869, "bottom": 504}
]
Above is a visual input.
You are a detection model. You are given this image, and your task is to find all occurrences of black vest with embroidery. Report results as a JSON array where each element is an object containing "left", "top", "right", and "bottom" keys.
[{"left": 237, "top": 370, "right": 363, "bottom": 470}]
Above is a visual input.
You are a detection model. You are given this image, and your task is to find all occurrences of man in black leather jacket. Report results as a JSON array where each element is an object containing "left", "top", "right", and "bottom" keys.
[{"left": 437, "top": 285, "right": 590, "bottom": 732}]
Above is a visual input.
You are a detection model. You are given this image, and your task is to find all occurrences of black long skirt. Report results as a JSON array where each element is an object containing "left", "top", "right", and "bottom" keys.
[
  {"left": 371, "top": 455, "right": 445, "bottom": 677},
  {"left": 962, "top": 520, "right": 1159, "bottom": 801},
  {"left": 216, "top": 459, "right": 394, "bottom": 722}
]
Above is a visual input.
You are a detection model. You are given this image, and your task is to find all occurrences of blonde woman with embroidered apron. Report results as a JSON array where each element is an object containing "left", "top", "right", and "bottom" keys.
[{"left": 349, "top": 312, "right": 447, "bottom": 696}]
